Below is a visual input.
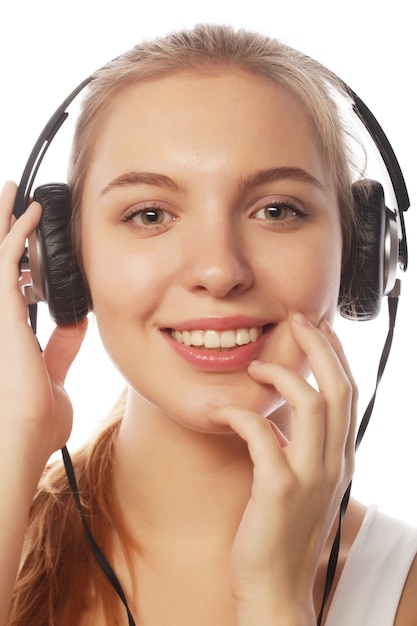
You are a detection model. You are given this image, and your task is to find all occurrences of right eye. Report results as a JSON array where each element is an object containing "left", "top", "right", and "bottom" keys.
[{"left": 121, "top": 205, "right": 177, "bottom": 233}]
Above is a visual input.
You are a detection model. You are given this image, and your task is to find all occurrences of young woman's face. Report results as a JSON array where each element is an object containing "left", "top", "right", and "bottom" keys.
[{"left": 81, "top": 70, "right": 343, "bottom": 429}]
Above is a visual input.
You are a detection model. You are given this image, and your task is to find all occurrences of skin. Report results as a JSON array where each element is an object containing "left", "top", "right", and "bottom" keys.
[
  {"left": 81, "top": 70, "right": 344, "bottom": 435},
  {"left": 0, "top": 68, "right": 415, "bottom": 625}
]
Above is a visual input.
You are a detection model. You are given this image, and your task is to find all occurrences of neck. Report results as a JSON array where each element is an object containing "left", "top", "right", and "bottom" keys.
[
  {"left": 109, "top": 389, "right": 366, "bottom": 622},
  {"left": 112, "top": 390, "right": 261, "bottom": 552}
]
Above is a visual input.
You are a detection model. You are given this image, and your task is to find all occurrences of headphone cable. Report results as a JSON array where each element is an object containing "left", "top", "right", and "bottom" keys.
[
  {"left": 61, "top": 445, "right": 137, "bottom": 625},
  {"left": 317, "top": 281, "right": 401, "bottom": 625},
  {"left": 24, "top": 301, "right": 136, "bottom": 624}
]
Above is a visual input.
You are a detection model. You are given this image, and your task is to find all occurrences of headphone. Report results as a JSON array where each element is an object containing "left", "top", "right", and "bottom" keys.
[{"left": 13, "top": 67, "right": 409, "bottom": 326}]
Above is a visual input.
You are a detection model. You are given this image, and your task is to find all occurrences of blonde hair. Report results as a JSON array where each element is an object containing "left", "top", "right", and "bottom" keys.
[
  {"left": 7, "top": 417, "right": 128, "bottom": 624},
  {"left": 10, "top": 24, "right": 361, "bottom": 623}
]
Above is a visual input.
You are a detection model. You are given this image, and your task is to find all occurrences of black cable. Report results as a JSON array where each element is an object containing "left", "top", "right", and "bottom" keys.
[
  {"left": 25, "top": 303, "right": 136, "bottom": 624},
  {"left": 18, "top": 227, "right": 137, "bottom": 618},
  {"left": 61, "top": 445, "right": 136, "bottom": 625},
  {"left": 316, "top": 283, "right": 400, "bottom": 625}
]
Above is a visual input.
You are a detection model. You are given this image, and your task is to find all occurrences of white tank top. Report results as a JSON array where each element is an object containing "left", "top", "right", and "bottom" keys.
[{"left": 326, "top": 505, "right": 417, "bottom": 625}]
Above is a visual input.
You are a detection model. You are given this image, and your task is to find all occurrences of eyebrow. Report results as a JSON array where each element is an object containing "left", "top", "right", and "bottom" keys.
[
  {"left": 100, "top": 165, "right": 325, "bottom": 196},
  {"left": 239, "top": 166, "right": 325, "bottom": 190},
  {"left": 100, "top": 171, "right": 183, "bottom": 196}
]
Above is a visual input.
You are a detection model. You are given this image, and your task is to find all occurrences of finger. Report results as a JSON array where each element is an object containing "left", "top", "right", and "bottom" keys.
[
  {"left": 0, "top": 181, "right": 18, "bottom": 240},
  {"left": 289, "top": 313, "right": 355, "bottom": 477},
  {"left": 318, "top": 318, "right": 358, "bottom": 460},
  {"left": 269, "top": 420, "right": 289, "bottom": 447},
  {"left": 0, "top": 201, "right": 42, "bottom": 266},
  {"left": 42, "top": 318, "right": 88, "bottom": 385},
  {"left": 0, "top": 201, "right": 43, "bottom": 323},
  {"left": 248, "top": 360, "right": 325, "bottom": 473},
  {"left": 317, "top": 319, "right": 356, "bottom": 389},
  {"left": 208, "top": 404, "right": 289, "bottom": 482}
]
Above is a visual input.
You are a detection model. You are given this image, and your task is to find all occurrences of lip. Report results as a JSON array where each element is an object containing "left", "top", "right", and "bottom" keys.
[
  {"left": 161, "top": 317, "right": 274, "bottom": 372},
  {"left": 168, "top": 315, "right": 272, "bottom": 332}
]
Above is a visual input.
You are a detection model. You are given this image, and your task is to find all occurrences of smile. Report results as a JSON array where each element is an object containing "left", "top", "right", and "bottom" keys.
[
  {"left": 163, "top": 323, "right": 274, "bottom": 371},
  {"left": 170, "top": 326, "right": 263, "bottom": 350}
]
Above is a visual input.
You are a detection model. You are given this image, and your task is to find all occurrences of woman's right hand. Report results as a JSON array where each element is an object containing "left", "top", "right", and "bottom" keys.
[
  {"left": 0, "top": 181, "right": 87, "bottom": 623},
  {"left": 0, "top": 181, "right": 87, "bottom": 466}
]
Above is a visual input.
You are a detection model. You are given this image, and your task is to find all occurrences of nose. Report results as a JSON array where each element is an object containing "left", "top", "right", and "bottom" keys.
[{"left": 183, "top": 220, "right": 254, "bottom": 298}]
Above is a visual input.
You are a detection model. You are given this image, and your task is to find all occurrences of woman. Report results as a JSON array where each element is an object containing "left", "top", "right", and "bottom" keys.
[{"left": 1, "top": 24, "right": 416, "bottom": 625}]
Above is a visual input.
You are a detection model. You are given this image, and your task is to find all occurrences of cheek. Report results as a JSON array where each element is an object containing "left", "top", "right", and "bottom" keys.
[
  {"left": 260, "top": 237, "right": 341, "bottom": 368},
  {"left": 266, "top": 237, "right": 342, "bottom": 318},
  {"left": 81, "top": 231, "right": 176, "bottom": 383},
  {"left": 82, "top": 226, "right": 166, "bottom": 320}
]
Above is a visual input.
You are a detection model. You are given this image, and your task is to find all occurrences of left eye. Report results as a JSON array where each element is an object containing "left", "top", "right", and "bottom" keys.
[
  {"left": 253, "top": 203, "right": 299, "bottom": 221},
  {"left": 137, "top": 209, "right": 170, "bottom": 225}
]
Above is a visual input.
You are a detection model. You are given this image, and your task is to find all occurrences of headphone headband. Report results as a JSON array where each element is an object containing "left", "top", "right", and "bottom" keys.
[
  {"left": 13, "top": 77, "right": 92, "bottom": 220},
  {"left": 13, "top": 56, "right": 410, "bottom": 326},
  {"left": 12, "top": 69, "right": 409, "bottom": 273},
  {"left": 348, "top": 88, "right": 409, "bottom": 270}
]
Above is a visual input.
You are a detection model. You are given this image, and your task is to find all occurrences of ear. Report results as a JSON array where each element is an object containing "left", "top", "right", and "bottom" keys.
[
  {"left": 338, "top": 180, "right": 386, "bottom": 321},
  {"left": 31, "top": 183, "right": 91, "bottom": 324}
]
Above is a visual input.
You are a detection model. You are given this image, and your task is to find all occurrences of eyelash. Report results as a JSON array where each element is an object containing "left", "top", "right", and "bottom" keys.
[
  {"left": 121, "top": 199, "right": 307, "bottom": 233},
  {"left": 251, "top": 200, "right": 308, "bottom": 226},
  {"left": 121, "top": 205, "right": 175, "bottom": 231}
]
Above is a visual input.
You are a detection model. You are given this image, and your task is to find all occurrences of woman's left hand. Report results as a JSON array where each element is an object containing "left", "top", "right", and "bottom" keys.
[{"left": 209, "top": 312, "right": 357, "bottom": 625}]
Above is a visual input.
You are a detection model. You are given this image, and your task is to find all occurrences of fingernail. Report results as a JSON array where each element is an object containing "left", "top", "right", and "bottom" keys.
[
  {"left": 248, "top": 359, "right": 263, "bottom": 368},
  {"left": 268, "top": 420, "right": 289, "bottom": 447},
  {"left": 292, "top": 312, "right": 314, "bottom": 327},
  {"left": 319, "top": 318, "right": 335, "bottom": 335}
]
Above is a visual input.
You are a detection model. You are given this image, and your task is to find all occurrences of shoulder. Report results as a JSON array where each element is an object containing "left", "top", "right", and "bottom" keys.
[
  {"left": 395, "top": 553, "right": 417, "bottom": 625},
  {"left": 350, "top": 505, "right": 417, "bottom": 624},
  {"left": 326, "top": 502, "right": 417, "bottom": 626}
]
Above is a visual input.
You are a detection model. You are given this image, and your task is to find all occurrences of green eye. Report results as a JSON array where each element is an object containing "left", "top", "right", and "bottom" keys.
[
  {"left": 140, "top": 209, "right": 166, "bottom": 225},
  {"left": 251, "top": 201, "right": 307, "bottom": 228},
  {"left": 122, "top": 205, "right": 175, "bottom": 231},
  {"left": 263, "top": 205, "right": 288, "bottom": 220}
]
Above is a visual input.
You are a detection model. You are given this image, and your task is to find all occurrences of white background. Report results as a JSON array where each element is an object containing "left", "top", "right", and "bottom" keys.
[{"left": 0, "top": 0, "right": 416, "bottom": 523}]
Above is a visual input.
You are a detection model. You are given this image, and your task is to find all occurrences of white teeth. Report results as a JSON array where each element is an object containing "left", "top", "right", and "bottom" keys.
[
  {"left": 181, "top": 330, "right": 204, "bottom": 346},
  {"left": 204, "top": 330, "right": 221, "bottom": 349},
  {"left": 172, "top": 326, "right": 261, "bottom": 349},
  {"left": 236, "top": 328, "right": 250, "bottom": 346},
  {"left": 173, "top": 330, "right": 184, "bottom": 344},
  {"left": 220, "top": 330, "right": 236, "bottom": 348},
  {"left": 249, "top": 327, "right": 259, "bottom": 342}
]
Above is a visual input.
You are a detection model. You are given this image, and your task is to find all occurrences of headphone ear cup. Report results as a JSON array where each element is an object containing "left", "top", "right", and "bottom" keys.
[
  {"left": 339, "top": 180, "right": 386, "bottom": 321},
  {"left": 32, "top": 183, "right": 90, "bottom": 325}
]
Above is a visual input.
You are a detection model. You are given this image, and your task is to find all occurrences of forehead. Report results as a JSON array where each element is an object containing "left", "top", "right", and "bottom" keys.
[
  {"left": 99, "top": 69, "right": 315, "bottom": 141},
  {"left": 87, "top": 69, "right": 331, "bottom": 190}
]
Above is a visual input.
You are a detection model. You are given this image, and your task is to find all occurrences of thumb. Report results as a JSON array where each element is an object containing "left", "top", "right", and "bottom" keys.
[{"left": 42, "top": 317, "right": 88, "bottom": 384}]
